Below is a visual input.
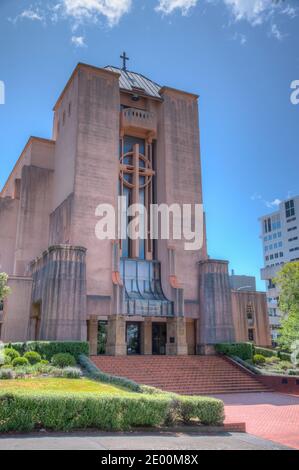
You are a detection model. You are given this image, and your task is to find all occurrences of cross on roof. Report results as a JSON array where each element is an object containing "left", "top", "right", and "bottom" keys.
[{"left": 120, "top": 51, "right": 129, "bottom": 71}]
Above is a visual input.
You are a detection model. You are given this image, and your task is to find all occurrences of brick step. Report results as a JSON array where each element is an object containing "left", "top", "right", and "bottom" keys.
[{"left": 91, "top": 355, "right": 271, "bottom": 395}]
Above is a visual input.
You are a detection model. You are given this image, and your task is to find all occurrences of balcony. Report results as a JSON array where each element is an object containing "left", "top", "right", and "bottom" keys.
[{"left": 120, "top": 108, "right": 157, "bottom": 138}]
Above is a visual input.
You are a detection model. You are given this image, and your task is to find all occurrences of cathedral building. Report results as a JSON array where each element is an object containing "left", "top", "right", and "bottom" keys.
[{"left": 0, "top": 59, "right": 271, "bottom": 354}]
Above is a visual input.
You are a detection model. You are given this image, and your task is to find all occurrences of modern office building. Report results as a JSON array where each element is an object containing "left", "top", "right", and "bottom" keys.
[
  {"left": 229, "top": 270, "right": 256, "bottom": 292},
  {"left": 260, "top": 195, "right": 299, "bottom": 344}
]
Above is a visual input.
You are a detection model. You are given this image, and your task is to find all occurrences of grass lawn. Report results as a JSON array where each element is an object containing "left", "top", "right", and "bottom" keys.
[{"left": 0, "top": 377, "right": 135, "bottom": 395}]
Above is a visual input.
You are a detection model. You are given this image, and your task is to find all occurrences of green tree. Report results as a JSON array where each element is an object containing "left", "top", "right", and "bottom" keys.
[
  {"left": 274, "top": 262, "right": 299, "bottom": 351},
  {"left": 0, "top": 273, "right": 11, "bottom": 302}
]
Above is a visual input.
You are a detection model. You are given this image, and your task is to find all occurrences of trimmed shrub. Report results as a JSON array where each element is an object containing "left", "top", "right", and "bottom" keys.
[
  {"left": 0, "top": 368, "right": 15, "bottom": 380},
  {"left": 24, "top": 351, "right": 42, "bottom": 365},
  {"left": 11, "top": 357, "right": 29, "bottom": 368},
  {"left": 215, "top": 342, "right": 253, "bottom": 360},
  {"left": 288, "top": 369, "right": 299, "bottom": 376},
  {"left": 61, "top": 367, "right": 83, "bottom": 379},
  {"left": 51, "top": 353, "right": 76, "bottom": 368},
  {"left": 253, "top": 354, "right": 266, "bottom": 365},
  {"left": 0, "top": 393, "right": 224, "bottom": 432},
  {"left": 254, "top": 347, "right": 278, "bottom": 358},
  {"left": 179, "top": 396, "right": 225, "bottom": 425},
  {"left": 279, "top": 351, "right": 292, "bottom": 362},
  {"left": 79, "top": 354, "right": 143, "bottom": 393},
  {"left": 4, "top": 348, "right": 20, "bottom": 361},
  {"left": 40, "top": 360, "right": 49, "bottom": 365},
  {"left": 6, "top": 341, "right": 89, "bottom": 361}
]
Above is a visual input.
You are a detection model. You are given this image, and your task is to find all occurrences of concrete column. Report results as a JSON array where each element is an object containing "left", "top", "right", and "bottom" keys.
[
  {"left": 106, "top": 315, "right": 126, "bottom": 356},
  {"left": 197, "top": 259, "right": 235, "bottom": 354},
  {"left": 166, "top": 317, "right": 188, "bottom": 355},
  {"left": 88, "top": 317, "right": 98, "bottom": 356},
  {"left": 143, "top": 318, "right": 152, "bottom": 355},
  {"left": 30, "top": 245, "right": 87, "bottom": 341}
]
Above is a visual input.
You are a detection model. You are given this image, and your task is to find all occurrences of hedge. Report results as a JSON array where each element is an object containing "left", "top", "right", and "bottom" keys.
[
  {"left": 78, "top": 354, "right": 143, "bottom": 393},
  {"left": 254, "top": 347, "right": 278, "bottom": 358},
  {"left": 178, "top": 396, "right": 224, "bottom": 426},
  {"left": 0, "top": 393, "right": 224, "bottom": 432},
  {"left": 215, "top": 342, "right": 253, "bottom": 360},
  {"left": 279, "top": 351, "right": 291, "bottom": 361},
  {"left": 6, "top": 342, "right": 89, "bottom": 361}
]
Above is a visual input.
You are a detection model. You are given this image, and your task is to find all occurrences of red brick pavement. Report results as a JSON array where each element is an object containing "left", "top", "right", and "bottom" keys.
[{"left": 214, "top": 392, "right": 299, "bottom": 450}]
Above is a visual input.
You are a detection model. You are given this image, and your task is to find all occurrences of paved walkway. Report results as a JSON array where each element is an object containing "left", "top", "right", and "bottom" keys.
[
  {"left": 214, "top": 392, "right": 299, "bottom": 450},
  {"left": 0, "top": 431, "right": 290, "bottom": 450}
]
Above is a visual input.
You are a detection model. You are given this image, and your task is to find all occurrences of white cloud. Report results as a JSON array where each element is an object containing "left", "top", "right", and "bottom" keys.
[
  {"left": 20, "top": 9, "right": 44, "bottom": 21},
  {"left": 9, "top": 8, "right": 44, "bottom": 24},
  {"left": 156, "top": 0, "right": 198, "bottom": 16},
  {"left": 61, "top": 0, "right": 132, "bottom": 26},
  {"left": 232, "top": 31, "right": 247, "bottom": 45},
  {"left": 223, "top": 0, "right": 274, "bottom": 25},
  {"left": 251, "top": 193, "right": 282, "bottom": 209},
  {"left": 270, "top": 23, "right": 284, "bottom": 41},
  {"left": 71, "top": 35, "right": 87, "bottom": 46},
  {"left": 281, "top": 5, "right": 297, "bottom": 19}
]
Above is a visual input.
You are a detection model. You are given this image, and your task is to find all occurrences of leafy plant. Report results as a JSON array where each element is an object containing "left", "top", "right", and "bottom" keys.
[
  {"left": 4, "top": 348, "right": 20, "bottom": 362},
  {"left": 0, "top": 273, "right": 11, "bottom": 302},
  {"left": 274, "top": 261, "right": 299, "bottom": 351},
  {"left": 0, "top": 368, "right": 15, "bottom": 380},
  {"left": 277, "top": 360, "right": 292, "bottom": 371},
  {"left": 24, "top": 351, "right": 42, "bottom": 365},
  {"left": 62, "top": 367, "right": 83, "bottom": 379},
  {"left": 265, "top": 356, "right": 280, "bottom": 365},
  {"left": 11, "top": 357, "right": 30, "bottom": 368},
  {"left": 215, "top": 342, "right": 253, "bottom": 360},
  {"left": 5, "top": 341, "right": 89, "bottom": 361},
  {"left": 51, "top": 353, "right": 76, "bottom": 368},
  {"left": 253, "top": 354, "right": 266, "bottom": 365}
]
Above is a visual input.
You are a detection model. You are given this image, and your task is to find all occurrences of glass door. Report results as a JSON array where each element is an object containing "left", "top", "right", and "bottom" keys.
[
  {"left": 152, "top": 323, "right": 167, "bottom": 355},
  {"left": 126, "top": 322, "right": 141, "bottom": 355}
]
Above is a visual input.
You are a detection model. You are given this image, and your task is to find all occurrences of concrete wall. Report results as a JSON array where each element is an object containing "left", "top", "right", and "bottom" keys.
[
  {"left": 14, "top": 165, "right": 53, "bottom": 275},
  {"left": 231, "top": 290, "right": 271, "bottom": 347},
  {"left": 49, "top": 193, "right": 74, "bottom": 245},
  {"left": 52, "top": 74, "right": 79, "bottom": 210},
  {"left": 0, "top": 197, "right": 19, "bottom": 274},
  {"left": 1, "top": 276, "right": 32, "bottom": 342},
  {"left": 71, "top": 67, "right": 120, "bottom": 297},
  {"left": 156, "top": 88, "right": 207, "bottom": 303}
]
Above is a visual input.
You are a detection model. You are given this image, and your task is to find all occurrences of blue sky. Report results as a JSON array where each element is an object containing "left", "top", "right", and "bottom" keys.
[{"left": 0, "top": 0, "right": 298, "bottom": 290}]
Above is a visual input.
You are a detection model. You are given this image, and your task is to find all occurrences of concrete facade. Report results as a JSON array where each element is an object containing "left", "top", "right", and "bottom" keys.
[{"left": 0, "top": 62, "right": 270, "bottom": 353}]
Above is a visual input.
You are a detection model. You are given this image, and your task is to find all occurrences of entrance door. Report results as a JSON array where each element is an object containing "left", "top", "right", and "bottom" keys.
[
  {"left": 126, "top": 322, "right": 141, "bottom": 355},
  {"left": 152, "top": 323, "right": 167, "bottom": 355},
  {"left": 97, "top": 321, "right": 107, "bottom": 355}
]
